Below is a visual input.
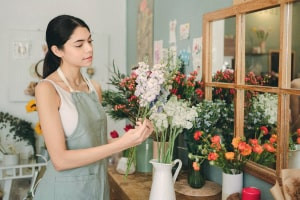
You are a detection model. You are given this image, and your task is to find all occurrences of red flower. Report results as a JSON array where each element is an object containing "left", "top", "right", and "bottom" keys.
[
  {"left": 263, "top": 143, "right": 276, "bottom": 153},
  {"left": 249, "top": 139, "right": 258, "bottom": 146},
  {"left": 124, "top": 124, "right": 134, "bottom": 132},
  {"left": 110, "top": 130, "right": 119, "bottom": 138},
  {"left": 192, "top": 162, "right": 200, "bottom": 171},
  {"left": 253, "top": 145, "right": 263, "bottom": 155},
  {"left": 208, "top": 152, "right": 219, "bottom": 161},
  {"left": 297, "top": 128, "right": 300, "bottom": 136},
  {"left": 211, "top": 135, "right": 221, "bottom": 144},
  {"left": 193, "top": 131, "right": 203, "bottom": 141},
  {"left": 269, "top": 134, "right": 277, "bottom": 144},
  {"left": 297, "top": 137, "right": 300, "bottom": 144},
  {"left": 260, "top": 126, "right": 269, "bottom": 135}
]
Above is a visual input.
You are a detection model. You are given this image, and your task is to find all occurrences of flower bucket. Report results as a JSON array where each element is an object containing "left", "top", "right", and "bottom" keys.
[
  {"left": 149, "top": 159, "right": 182, "bottom": 200},
  {"left": 136, "top": 138, "right": 153, "bottom": 172},
  {"left": 222, "top": 171, "right": 243, "bottom": 200},
  {"left": 288, "top": 144, "right": 300, "bottom": 169}
]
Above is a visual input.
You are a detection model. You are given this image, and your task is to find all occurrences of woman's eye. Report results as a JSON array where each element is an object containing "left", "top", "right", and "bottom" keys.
[{"left": 88, "top": 40, "right": 94, "bottom": 43}]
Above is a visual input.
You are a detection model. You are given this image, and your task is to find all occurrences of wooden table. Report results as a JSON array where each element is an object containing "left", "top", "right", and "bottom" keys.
[{"left": 108, "top": 166, "right": 221, "bottom": 200}]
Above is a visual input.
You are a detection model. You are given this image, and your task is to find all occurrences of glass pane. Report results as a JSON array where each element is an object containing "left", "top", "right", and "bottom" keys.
[
  {"left": 211, "top": 16, "right": 236, "bottom": 81},
  {"left": 244, "top": 91, "right": 278, "bottom": 169},
  {"left": 291, "top": 2, "right": 300, "bottom": 82},
  {"left": 288, "top": 94, "right": 300, "bottom": 169},
  {"left": 245, "top": 7, "right": 280, "bottom": 87}
]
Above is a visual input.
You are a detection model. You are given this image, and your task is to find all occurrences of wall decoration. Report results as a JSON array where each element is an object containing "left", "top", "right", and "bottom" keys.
[
  {"left": 192, "top": 37, "right": 202, "bottom": 70},
  {"left": 169, "top": 20, "right": 177, "bottom": 44},
  {"left": 137, "top": 0, "right": 154, "bottom": 66},
  {"left": 179, "top": 48, "right": 191, "bottom": 66},
  {"left": 154, "top": 40, "right": 163, "bottom": 64},
  {"left": 179, "top": 23, "right": 190, "bottom": 40},
  {"left": 12, "top": 41, "right": 31, "bottom": 59}
]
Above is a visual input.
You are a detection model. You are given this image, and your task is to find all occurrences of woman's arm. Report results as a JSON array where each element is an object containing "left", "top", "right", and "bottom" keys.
[{"left": 35, "top": 81, "right": 153, "bottom": 171}]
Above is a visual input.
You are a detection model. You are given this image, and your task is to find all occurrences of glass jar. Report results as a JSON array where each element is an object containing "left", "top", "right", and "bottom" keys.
[{"left": 187, "top": 160, "right": 205, "bottom": 188}]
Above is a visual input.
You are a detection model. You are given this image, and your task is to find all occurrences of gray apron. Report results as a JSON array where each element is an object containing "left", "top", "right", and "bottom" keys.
[{"left": 34, "top": 69, "right": 109, "bottom": 200}]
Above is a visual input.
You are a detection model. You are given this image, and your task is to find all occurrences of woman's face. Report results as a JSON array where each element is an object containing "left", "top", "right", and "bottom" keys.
[{"left": 60, "top": 26, "right": 93, "bottom": 68}]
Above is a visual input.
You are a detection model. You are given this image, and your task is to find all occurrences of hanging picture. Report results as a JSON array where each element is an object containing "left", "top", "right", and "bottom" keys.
[
  {"left": 137, "top": 0, "right": 154, "bottom": 66},
  {"left": 179, "top": 23, "right": 190, "bottom": 40}
]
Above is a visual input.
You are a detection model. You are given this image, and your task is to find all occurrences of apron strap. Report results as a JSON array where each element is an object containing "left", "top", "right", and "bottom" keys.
[{"left": 57, "top": 67, "right": 75, "bottom": 92}]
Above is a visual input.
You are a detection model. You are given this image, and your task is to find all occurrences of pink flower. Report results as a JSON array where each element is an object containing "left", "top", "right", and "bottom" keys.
[{"left": 110, "top": 130, "right": 119, "bottom": 138}]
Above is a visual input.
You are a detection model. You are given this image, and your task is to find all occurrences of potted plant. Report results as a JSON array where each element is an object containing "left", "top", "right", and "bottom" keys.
[{"left": 0, "top": 111, "right": 36, "bottom": 157}]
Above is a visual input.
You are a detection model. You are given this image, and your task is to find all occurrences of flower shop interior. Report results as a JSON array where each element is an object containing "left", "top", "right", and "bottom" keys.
[{"left": 1, "top": 0, "right": 300, "bottom": 199}]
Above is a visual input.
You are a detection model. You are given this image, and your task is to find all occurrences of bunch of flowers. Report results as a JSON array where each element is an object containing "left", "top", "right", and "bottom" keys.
[
  {"left": 207, "top": 135, "right": 252, "bottom": 174},
  {"left": 247, "top": 126, "right": 277, "bottom": 168},
  {"left": 193, "top": 99, "right": 234, "bottom": 150},
  {"left": 150, "top": 95, "right": 198, "bottom": 163},
  {"left": 252, "top": 27, "right": 270, "bottom": 42},
  {"left": 170, "top": 70, "right": 204, "bottom": 105},
  {"left": 289, "top": 128, "right": 300, "bottom": 151},
  {"left": 245, "top": 93, "right": 278, "bottom": 139}
]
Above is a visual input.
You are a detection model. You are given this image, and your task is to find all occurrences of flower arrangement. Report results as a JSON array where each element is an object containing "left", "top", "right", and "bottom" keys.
[
  {"left": 289, "top": 128, "right": 300, "bottom": 151},
  {"left": 252, "top": 27, "right": 270, "bottom": 42},
  {"left": 150, "top": 95, "right": 198, "bottom": 163},
  {"left": 170, "top": 70, "right": 204, "bottom": 106},
  {"left": 207, "top": 136, "right": 252, "bottom": 174},
  {"left": 247, "top": 126, "right": 277, "bottom": 168}
]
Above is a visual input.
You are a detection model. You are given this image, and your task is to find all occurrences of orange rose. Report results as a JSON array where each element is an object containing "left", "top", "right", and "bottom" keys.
[
  {"left": 269, "top": 134, "right": 277, "bottom": 144},
  {"left": 211, "top": 135, "right": 221, "bottom": 144},
  {"left": 192, "top": 162, "right": 200, "bottom": 171},
  {"left": 297, "top": 137, "right": 300, "bottom": 144},
  {"left": 238, "top": 141, "right": 247, "bottom": 151},
  {"left": 297, "top": 129, "right": 300, "bottom": 136},
  {"left": 225, "top": 152, "right": 235, "bottom": 160},
  {"left": 232, "top": 137, "right": 241, "bottom": 148},
  {"left": 240, "top": 144, "right": 252, "bottom": 156},
  {"left": 208, "top": 152, "right": 219, "bottom": 161},
  {"left": 253, "top": 145, "right": 263, "bottom": 155},
  {"left": 263, "top": 143, "right": 276, "bottom": 153},
  {"left": 193, "top": 131, "right": 202, "bottom": 141},
  {"left": 249, "top": 139, "right": 258, "bottom": 146}
]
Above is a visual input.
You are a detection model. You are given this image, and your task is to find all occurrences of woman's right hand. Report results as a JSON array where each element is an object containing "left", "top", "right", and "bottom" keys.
[{"left": 121, "top": 119, "right": 154, "bottom": 148}]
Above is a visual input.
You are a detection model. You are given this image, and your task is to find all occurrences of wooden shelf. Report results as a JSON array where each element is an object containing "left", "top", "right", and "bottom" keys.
[{"left": 108, "top": 166, "right": 221, "bottom": 200}]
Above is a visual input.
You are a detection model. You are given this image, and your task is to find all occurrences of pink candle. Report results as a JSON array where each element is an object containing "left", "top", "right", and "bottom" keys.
[{"left": 242, "top": 187, "right": 261, "bottom": 200}]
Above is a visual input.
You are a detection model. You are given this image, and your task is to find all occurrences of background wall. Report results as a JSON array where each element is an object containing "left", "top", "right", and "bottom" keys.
[{"left": 0, "top": 0, "right": 127, "bottom": 150}]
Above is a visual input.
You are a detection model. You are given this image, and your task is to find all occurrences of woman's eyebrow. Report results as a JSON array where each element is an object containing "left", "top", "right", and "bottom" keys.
[{"left": 73, "top": 35, "right": 92, "bottom": 43}]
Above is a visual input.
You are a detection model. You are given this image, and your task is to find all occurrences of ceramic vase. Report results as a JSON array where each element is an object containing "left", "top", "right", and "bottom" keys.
[
  {"left": 149, "top": 159, "right": 182, "bottom": 200},
  {"left": 136, "top": 138, "right": 153, "bottom": 172},
  {"left": 222, "top": 171, "right": 243, "bottom": 200},
  {"left": 288, "top": 144, "right": 300, "bottom": 168}
]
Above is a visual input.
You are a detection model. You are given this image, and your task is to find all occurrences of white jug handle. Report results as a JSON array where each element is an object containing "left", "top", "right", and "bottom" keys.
[{"left": 172, "top": 159, "right": 182, "bottom": 184}]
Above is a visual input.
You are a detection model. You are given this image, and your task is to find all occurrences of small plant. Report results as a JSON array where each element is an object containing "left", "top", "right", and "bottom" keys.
[{"left": 0, "top": 111, "right": 36, "bottom": 155}]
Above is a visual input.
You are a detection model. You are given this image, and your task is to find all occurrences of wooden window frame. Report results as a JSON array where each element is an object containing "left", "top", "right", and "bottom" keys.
[{"left": 202, "top": 0, "right": 300, "bottom": 184}]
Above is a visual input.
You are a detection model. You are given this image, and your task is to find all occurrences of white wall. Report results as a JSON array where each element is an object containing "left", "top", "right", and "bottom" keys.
[{"left": 0, "top": 0, "right": 126, "bottom": 149}]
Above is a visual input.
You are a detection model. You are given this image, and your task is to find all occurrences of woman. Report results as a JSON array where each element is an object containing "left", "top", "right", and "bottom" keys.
[{"left": 33, "top": 15, "right": 153, "bottom": 200}]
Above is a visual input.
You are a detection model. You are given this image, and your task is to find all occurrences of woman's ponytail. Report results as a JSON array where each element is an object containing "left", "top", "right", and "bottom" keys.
[{"left": 42, "top": 50, "right": 60, "bottom": 78}]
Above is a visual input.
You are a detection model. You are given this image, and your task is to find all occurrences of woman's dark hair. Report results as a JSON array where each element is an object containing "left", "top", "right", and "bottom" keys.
[{"left": 42, "top": 15, "right": 90, "bottom": 78}]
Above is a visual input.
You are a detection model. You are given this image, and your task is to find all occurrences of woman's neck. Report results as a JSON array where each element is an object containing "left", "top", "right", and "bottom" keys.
[{"left": 59, "top": 66, "right": 83, "bottom": 87}]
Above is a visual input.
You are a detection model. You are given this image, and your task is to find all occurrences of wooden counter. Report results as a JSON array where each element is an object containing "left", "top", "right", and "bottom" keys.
[{"left": 108, "top": 166, "right": 221, "bottom": 200}]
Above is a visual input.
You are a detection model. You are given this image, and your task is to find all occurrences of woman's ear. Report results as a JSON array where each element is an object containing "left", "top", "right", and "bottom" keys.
[{"left": 51, "top": 45, "right": 63, "bottom": 58}]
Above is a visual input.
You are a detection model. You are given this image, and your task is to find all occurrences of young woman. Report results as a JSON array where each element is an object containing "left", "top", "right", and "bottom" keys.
[{"left": 33, "top": 15, "right": 153, "bottom": 200}]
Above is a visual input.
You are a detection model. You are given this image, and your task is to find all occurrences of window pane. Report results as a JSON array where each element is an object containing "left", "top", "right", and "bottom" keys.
[
  {"left": 291, "top": 2, "right": 300, "bottom": 83},
  {"left": 245, "top": 7, "right": 280, "bottom": 87},
  {"left": 244, "top": 91, "right": 278, "bottom": 169},
  {"left": 211, "top": 17, "right": 236, "bottom": 81}
]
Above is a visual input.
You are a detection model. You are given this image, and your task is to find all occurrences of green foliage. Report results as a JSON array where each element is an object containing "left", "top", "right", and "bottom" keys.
[{"left": 0, "top": 111, "right": 36, "bottom": 155}]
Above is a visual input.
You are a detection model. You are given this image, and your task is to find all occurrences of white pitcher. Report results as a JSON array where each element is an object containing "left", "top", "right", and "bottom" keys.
[{"left": 149, "top": 159, "right": 182, "bottom": 200}]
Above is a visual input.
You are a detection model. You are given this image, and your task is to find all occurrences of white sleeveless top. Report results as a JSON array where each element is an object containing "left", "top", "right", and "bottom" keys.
[{"left": 42, "top": 68, "right": 98, "bottom": 137}]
